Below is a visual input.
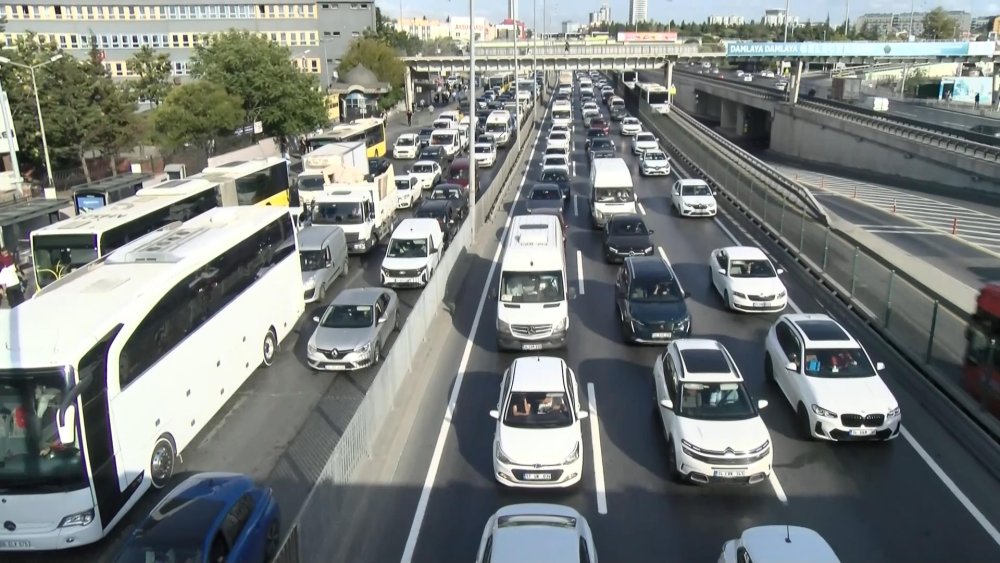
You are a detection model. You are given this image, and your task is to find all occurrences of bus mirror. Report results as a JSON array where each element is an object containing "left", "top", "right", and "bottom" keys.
[{"left": 57, "top": 404, "right": 77, "bottom": 445}]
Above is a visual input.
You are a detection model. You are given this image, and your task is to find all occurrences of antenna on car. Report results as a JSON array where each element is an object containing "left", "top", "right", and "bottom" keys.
[{"left": 785, "top": 525, "right": 792, "bottom": 544}]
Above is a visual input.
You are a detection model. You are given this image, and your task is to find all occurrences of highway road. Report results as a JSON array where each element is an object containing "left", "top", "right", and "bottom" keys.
[
  {"left": 324, "top": 77, "right": 1000, "bottom": 563},
  {"left": 5, "top": 101, "right": 517, "bottom": 563}
]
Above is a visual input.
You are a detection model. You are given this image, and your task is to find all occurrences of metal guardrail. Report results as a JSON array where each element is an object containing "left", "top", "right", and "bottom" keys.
[
  {"left": 270, "top": 82, "right": 544, "bottom": 563},
  {"left": 477, "top": 44, "right": 701, "bottom": 57},
  {"left": 675, "top": 68, "right": 1000, "bottom": 154},
  {"left": 628, "top": 93, "right": 1000, "bottom": 447}
]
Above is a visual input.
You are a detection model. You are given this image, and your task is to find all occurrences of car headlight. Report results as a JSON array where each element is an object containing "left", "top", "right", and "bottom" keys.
[
  {"left": 303, "top": 277, "right": 316, "bottom": 289},
  {"left": 749, "top": 440, "right": 771, "bottom": 455},
  {"left": 415, "top": 266, "right": 428, "bottom": 275},
  {"left": 811, "top": 404, "right": 838, "bottom": 419},
  {"left": 59, "top": 508, "right": 94, "bottom": 528},
  {"left": 675, "top": 317, "right": 691, "bottom": 331},
  {"left": 554, "top": 317, "right": 568, "bottom": 331},
  {"left": 887, "top": 406, "right": 901, "bottom": 418},
  {"left": 497, "top": 319, "right": 511, "bottom": 334},
  {"left": 355, "top": 341, "right": 373, "bottom": 354},
  {"left": 732, "top": 292, "right": 747, "bottom": 299},
  {"left": 681, "top": 439, "right": 706, "bottom": 453},
  {"left": 777, "top": 290, "right": 787, "bottom": 298},
  {"left": 495, "top": 442, "right": 515, "bottom": 465},
  {"left": 307, "top": 342, "right": 317, "bottom": 354},
  {"left": 683, "top": 202, "right": 693, "bottom": 208},
  {"left": 563, "top": 442, "right": 581, "bottom": 464}
]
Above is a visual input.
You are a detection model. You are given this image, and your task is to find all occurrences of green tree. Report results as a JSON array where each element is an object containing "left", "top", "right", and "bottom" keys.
[
  {"left": 153, "top": 81, "right": 244, "bottom": 154},
  {"left": 190, "top": 30, "right": 327, "bottom": 137},
  {"left": 922, "top": 7, "right": 957, "bottom": 39},
  {"left": 339, "top": 37, "right": 406, "bottom": 110},
  {"left": 128, "top": 45, "right": 173, "bottom": 106}
]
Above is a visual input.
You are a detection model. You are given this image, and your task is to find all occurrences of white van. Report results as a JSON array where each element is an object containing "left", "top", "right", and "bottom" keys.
[
  {"left": 492, "top": 215, "right": 573, "bottom": 351},
  {"left": 299, "top": 225, "right": 350, "bottom": 303},
  {"left": 552, "top": 100, "right": 572, "bottom": 128},
  {"left": 430, "top": 128, "right": 462, "bottom": 158},
  {"left": 380, "top": 218, "right": 445, "bottom": 288},
  {"left": 590, "top": 158, "right": 637, "bottom": 228}
]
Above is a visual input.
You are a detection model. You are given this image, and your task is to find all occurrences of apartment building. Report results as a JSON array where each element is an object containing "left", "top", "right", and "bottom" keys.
[
  {"left": 855, "top": 10, "right": 971, "bottom": 38},
  {"left": 396, "top": 16, "right": 450, "bottom": 41},
  {"left": 708, "top": 15, "right": 746, "bottom": 26},
  {"left": 0, "top": 1, "right": 376, "bottom": 88},
  {"left": 628, "top": 0, "right": 647, "bottom": 26}
]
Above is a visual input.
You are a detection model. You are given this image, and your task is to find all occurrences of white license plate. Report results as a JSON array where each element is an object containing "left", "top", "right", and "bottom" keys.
[
  {"left": 652, "top": 332, "right": 672, "bottom": 339},
  {"left": 713, "top": 469, "right": 747, "bottom": 478},
  {"left": 522, "top": 344, "right": 544, "bottom": 350},
  {"left": 849, "top": 428, "right": 875, "bottom": 436},
  {"left": 0, "top": 541, "right": 31, "bottom": 549},
  {"left": 523, "top": 472, "right": 551, "bottom": 480},
  {"left": 753, "top": 302, "right": 771, "bottom": 308},
  {"left": 327, "top": 364, "right": 347, "bottom": 371}
]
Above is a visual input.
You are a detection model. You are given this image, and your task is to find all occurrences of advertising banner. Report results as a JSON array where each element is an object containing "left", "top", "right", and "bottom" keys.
[
  {"left": 939, "top": 76, "right": 992, "bottom": 103},
  {"left": 725, "top": 41, "right": 995, "bottom": 58},
  {"left": 617, "top": 32, "right": 678, "bottom": 42}
]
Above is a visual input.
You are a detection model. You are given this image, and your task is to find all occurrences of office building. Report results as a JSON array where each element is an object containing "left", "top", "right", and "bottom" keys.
[
  {"left": 708, "top": 15, "right": 746, "bottom": 26},
  {"left": 855, "top": 10, "right": 971, "bottom": 38},
  {"left": 0, "top": 1, "right": 376, "bottom": 89},
  {"left": 396, "top": 16, "right": 450, "bottom": 41},
  {"left": 588, "top": 4, "right": 611, "bottom": 27},
  {"left": 629, "top": 0, "right": 647, "bottom": 25}
]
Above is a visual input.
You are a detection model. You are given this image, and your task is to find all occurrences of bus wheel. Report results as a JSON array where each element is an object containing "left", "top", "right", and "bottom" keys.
[
  {"left": 262, "top": 329, "right": 278, "bottom": 368},
  {"left": 149, "top": 436, "right": 176, "bottom": 489}
]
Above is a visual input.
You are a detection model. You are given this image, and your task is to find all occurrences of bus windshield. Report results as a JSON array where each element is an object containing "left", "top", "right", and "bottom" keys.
[
  {"left": 32, "top": 233, "right": 99, "bottom": 288},
  {"left": 0, "top": 369, "right": 85, "bottom": 492},
  {"left": 313, "top": 202, "right": 365, "bottom": 225},
  {"left": 487, "top": 122, "right": 508, "bottom": 133}
]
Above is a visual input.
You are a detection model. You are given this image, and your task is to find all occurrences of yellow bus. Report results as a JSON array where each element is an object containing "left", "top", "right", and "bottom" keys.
[
  {"left": 305, "top": 117, "right": 388, "bottom": 158},
  {"left": 196, "top": 156, "right": 293, "bottom": 207}
]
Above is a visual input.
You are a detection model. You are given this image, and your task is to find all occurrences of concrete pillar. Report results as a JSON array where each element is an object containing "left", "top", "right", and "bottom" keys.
[
  {"left": 404, "top": 66, "right": 414, "bottom": 114},
  {"left": 721, "top": 99, "right": 737, "bottom": 131},
  {"left": 791, "top": 60, "right": 804, "bottom": 105},
  {"left": 993, "top": 63, "right": 1000, "bottom": 108},
  {"left": 666, "top": 60, "right": 674, "bottom": 104},
  {"left": 735, "top": 104, "right": 747, "bottom": 136}
]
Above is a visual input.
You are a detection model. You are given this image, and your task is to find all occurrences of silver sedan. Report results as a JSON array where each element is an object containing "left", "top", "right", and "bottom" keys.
[{"left": 306, "top": 287, "right": 400, "bottom": 371}]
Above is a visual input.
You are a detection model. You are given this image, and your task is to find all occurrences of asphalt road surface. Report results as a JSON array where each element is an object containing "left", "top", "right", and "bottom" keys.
[{"left": 310, "top": 80, "right": 1000, "bottom": 562}]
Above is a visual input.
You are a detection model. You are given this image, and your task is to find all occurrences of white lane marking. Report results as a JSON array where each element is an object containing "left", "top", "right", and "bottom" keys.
[
  {"left": 586, "top": 382, "right": 608, "bottom": 515},
  {"left": 768, "top": 471, "right": 789, "bottom": 504},
  {"left": 657, "top": 245, "right": 672, "bottom": 266},
  {"left": 573, "top": 193, "right": 579, "bottom": 217},
  {"left": 901, "top": 427, "right": 1000, "bottom": 549},
  {"left": 572, "top": 160, "right": 577, "bottom": 177},
  {"left": 400, "top": 103, "right": 550, "bottom": 563},
  {"left": 576, "top": 250, "right": 586, "bottom": 295},
  {"left": 638, "top": 202, "right": 647, "bottom": 215}
]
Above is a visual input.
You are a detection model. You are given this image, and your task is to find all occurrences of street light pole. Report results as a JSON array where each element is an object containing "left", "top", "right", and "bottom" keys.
[
  {"left": 783, "top": 0, "right": 791, "bottom": 43},
  {"left": 468, "top": 0, "right": 477, "bottom": 231},
  {"left": 0, "top": 54, "right": 62, "bottom": 197},
  {"left": 533, "top": 0, "right": 537, "bottom": 81}
]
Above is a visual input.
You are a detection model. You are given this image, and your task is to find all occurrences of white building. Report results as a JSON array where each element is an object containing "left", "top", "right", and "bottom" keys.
[
  {"left": 629, "top": 0, "right": 647, "bottom": 25},
  {"left": 708, "top": 15, "right": 746, "bottom": 26},
  {"left": 396, "top": 16, "right": 450, "bottom": 41},
  {"left": 449, "top": 16, "right": 493, "bottom": 41},
  {"left": 764, "top": 8, "right": 798, "bottom": 27},
  {"left": 562, "top": 21, "right": 582, "bottom": 35}
]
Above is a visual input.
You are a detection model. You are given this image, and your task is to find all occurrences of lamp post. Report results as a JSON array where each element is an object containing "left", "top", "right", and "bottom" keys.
[
  {"left": 783, "top": 0, "right": 791, "bottom": 43},
  {"left": 0, "top": 54, "right": 62, "bottom": 198},
  {"left": 533, "top": 0, "right": 538, "bottom": 83},
  {"left": 467, "top": 0, "right": 477, "bottom": 231}
]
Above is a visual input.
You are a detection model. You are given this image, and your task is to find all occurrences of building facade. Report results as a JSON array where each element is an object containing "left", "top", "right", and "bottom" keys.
[
  {"left": 588, "top": 4, "right": 610, "bottom": 27},
  {"left": 628, "top": 0, "right": 647, "bottom": 25},
  {"left": 0, "top": 1, "right": 376, "bottom": 89},
  {"left": 448, "top": 16, "right": 493, "bottom": 41},
  {"left": 396, "top": 16, "right": 450, "bottom": 41},
  {"left": 708, "top": 15, "right": 746, "bottom": 26},
  {"left": 855, "top": 10, "right": 971, "bottom": 38}
]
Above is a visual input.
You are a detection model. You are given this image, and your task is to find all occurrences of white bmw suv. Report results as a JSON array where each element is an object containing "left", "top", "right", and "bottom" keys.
[
  {"left": 653, "top": 339, "right": 773, "bottom": 485},
  {"left": 763, "top": 314, "right": 901, "bottom": 441},
  {"left": 490, "top": 356, "right": 588, "bottom": 488}
]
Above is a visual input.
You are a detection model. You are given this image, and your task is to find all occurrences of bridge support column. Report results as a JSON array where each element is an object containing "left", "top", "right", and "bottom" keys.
[
  {"left": 735, "top": 104, "right": 747, "bottom": 136},
  {"left": 665, "top": 60, "right": 674, "bottom": 104},
  {"left": 720, "top": 99, "right": 738, "bottom": 131},
  {"left": 993, "top": 62, "right": 1000, "bottom": 109},
  {"left": 404, "top": 66, "right": 414, "bottom": 115},
  {"left": 790, "top": 60, "right": 804, "bottom": 105}
]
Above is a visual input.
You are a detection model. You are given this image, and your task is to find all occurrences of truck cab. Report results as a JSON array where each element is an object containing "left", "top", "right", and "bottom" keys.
[{"left": 311, "top": 168, "right": 398, "bottom": 254}]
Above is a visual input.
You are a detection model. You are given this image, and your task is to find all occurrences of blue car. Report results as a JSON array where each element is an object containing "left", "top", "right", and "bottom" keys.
[{"left": 114, "top": 473, "right": 280, "bottom": 563}]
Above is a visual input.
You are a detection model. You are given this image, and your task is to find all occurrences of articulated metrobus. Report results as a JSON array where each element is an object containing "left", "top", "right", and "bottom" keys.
[
  {"left": 305, "top": 118, "right": 388, "bottom": 158},
  {"left": 195, "top": 156, "right": 293, "bottom": 207},
  {"left": 638, "top": 82, "right": 671, "bottom": 114},
  {"left": 30, "top": 178, "right": 220, "bottom": 290},
  {"left": 0, "top": 206, "right": 303, "bottom": 551}
]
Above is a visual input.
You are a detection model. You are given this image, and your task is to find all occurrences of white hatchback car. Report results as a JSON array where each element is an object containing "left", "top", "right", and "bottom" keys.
[
  {"left": 639, "top": 150, "right": 671, "bottom": 176},
  {"left": 475, "top": 504, "right": 598, "bottom": 563},
  {"left": 620, "top": 117, "right": 642, "bottom": 136},
  {"left": 654, "top": 339, "right": 773, "bottom": 485},
  {"left": 763, "top": 314, "right": 901, "bottom": 441},
  {"left": 546, "top": 131, "right": 571, "bottom": 154},
  {"left": 550, "top": 123, "right": 571, "bottom": 136},
  {"left": 632, "top": 132, "right": 659, "bottom": 155},
  {"left": 392, "top": 133, "right": 420, "bottom": 159},
  {"left": 719, "top": 526, "right": 840, "bottom": 563},
  {"left": 407, "top": 160, "right": 442, "bottom": 191},
  {"left": 710, "top": 246, "right": 787, "bottom": 312},
  {"left": 490, "top": 356, "right": 587, "bottom": 488},
  {"left": 671, "top": 179, "right": 717, "bottom": 217}
]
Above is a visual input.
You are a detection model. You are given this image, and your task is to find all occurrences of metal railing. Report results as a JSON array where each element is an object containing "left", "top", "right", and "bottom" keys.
[
  {"left": 629, "top": 95, "right": 1000, "bottom": 444},
  {"left": 271, "top": 85, "right": 542, "bottom": 563},
  {"left": 476, "top": 44, "right": 701, "bottom": 57}
]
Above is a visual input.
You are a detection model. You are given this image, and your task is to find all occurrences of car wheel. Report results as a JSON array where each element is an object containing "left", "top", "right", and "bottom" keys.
[
  {"left": 665, "top": 438, "right": 683, "bottom": 483},
  {"left": 149, "top": 436, "right": 176, "bottom": 489},
  {"left": 373, "top": 342, "right": 383, "bottom": 365},
  {"left": 723, "top": 290, "right": 732, "bottom": 310},
  {"left": 343, "top": 257, "right": 350, "bottom": 277},
  {"left": 316, "top": 282, "right": 326, "bottom": 304},
  {"left": 798, "top": 403, "right": 814, "bottom": 440},
  {"left": 262, "top": 329, "right": 278, "bottom": 368},
  {"left": 264, "top": 519, "right": 281, "bottom": 559}
]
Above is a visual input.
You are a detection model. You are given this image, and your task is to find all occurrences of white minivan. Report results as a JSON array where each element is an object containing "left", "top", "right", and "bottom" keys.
[
  {"left": 380, "top": 218, "right": 445, "bottom": 288},
  {"left": 552, "top": 100, "right": 573, "bottom": 128},
  {"left": 590, "top": 157, "right": 637, "bottom": 229},
  {"left": 430, "top": 128, "right": 462, "bottom": 158},
  {"left": 491, "top": 215, "right": 574, "bottom": 351}
]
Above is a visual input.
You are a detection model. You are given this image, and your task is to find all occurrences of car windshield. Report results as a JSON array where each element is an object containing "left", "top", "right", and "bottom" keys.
[
  {"left": 430, "top": 189, "right": 460, "bottom": 200},
  {"left": 412, "top": 164, "right": 435, "bottom": 174},
  {"left": 397, "top": 136, "right": 415, "bottom": 146},
  {"left": 544, "top": 157, "right": 566, "bottom": 167},
  {"left": 645, "top": 152, "right": 667, "bottom": 161},
  {"left": 802, "top": 348, "right": 876, "bottom": 378},
  {"left": 681, "top": 184, "right": 712, "bottom": 196},
  {"left": 421, "top": 148, "right": 443, "bottom": 158},
  {"left": 368, "top": 160, "right": 386, "bottom": 174},
  {"left": 395, "top": 179, "right": 413, "bottom": 191},
  {"left": 313, "top": 202, "right": 365, "bottom": 225},
  {"left": 594, "top": 188, "right": 635, "bottom": 203},
  {"left": 552, "top": 110, "right": 571, "bottom": 119},
  {"left": 487, "top": 122, "right": 508, "bottom": 132},
  {"left": 611, "top": 219, "right": 648, "bottom": 236},
  {"left": 499, "top": 271, "right": 564, "bottom": 303},
  {"left": 503, "top": 391, "right": 573, "bottom": 428},
  {"left": 677, "top": 382, "right": 757, "bottom": 421},
  {"left": 431, "top": 134, "right": 455, "bottom": 146},
  {"left": 387, "top": 238, "right": 428, "bottom": 258},
  {"left": 419, "top": 128, "right": 434, "bottom": 137},
  {"left": 588, "top": 130, "right": 607, "bottom": 138},
  {"left": 475, "top": 144, "right": 492, "bottom": 153},
  {"left": 321, "top": 305, "right": 374, "bottom": 328},
  {"left": 450, "top": 167, "right": 469, "bottom": 181},
  {"left": 630, "top": 276, "right": 684, "bottom": 302},
  {"left": 540, "top": 171, "right": 567, "bottom": 183},
  {"left": 592, "top": 139, "right": 613, "bottom": 149},
  {"left": 530, "top": 187, "right": 562, "bottom": 200},
  {"left": 728, "top": 259, "right": 776, "bottom": 278},
  {"left": 636, "top": 134, "right": 655, "bottom": 143},
  {"left": 624, "top": 119, "right": 639, "bottom": 125},
  {"left": 300, "top": 250, "right": 325, "bottom": 272},
  {"left": 297, "top": 174, "right": 324, "bottom": 192},
  {"left": 549, "top": 133, "right": 567, "bottom": 141}
]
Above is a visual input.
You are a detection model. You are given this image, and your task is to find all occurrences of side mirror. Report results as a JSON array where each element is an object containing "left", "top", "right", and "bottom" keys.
[
  {"left": 683, "top": 290, "right": 691, "bottom": 298},
  {"left": 577, "top": 410, "right": 590, "bottom": 419},
  {"left": 56, "top": 404, "right": 77, "bottom": 445},
  {"left": 785, "top": 361, "right": 798, "bottom": 372},
  {"left": 776, "top": 268, "right": 785, "bottom": 275},
  {"left": 368, "top": 213, "right": 376, "bottom": 221},
  {"left": 659, "top": 398, "right": 674, "bottom": 410},
  {"left": 717, "top": 268, "right": 726, "bottom": 276},
  {"left": 312, "top": 316, "right": 321, "bottom": 323},
  {"left": 876, "top": 361, "right": 886, "bottom": 371},
  {"left": 757, "top": 399, "right": 769, "bottom": 410},
  {"left": 648, "top": 229, "right": 655, "bottom": 234},
  {"left": 489, "top": 409, "right": 500, "bottom": 419},
  {"left": 378, "top": 315, "right": 388, "bottom": 324}
]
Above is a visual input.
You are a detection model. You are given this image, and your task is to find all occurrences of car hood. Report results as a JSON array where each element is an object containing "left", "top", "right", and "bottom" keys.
[
  {"left": 635, "top": 140, "right": 658, "bottom": 147},
  {"left": 498, "top": 423, "right": 580, "bottom": 466},
  {"left": 628, "top": 300, "right": 689, "bottom": 324},
  {"left": 310, "top": 325, "right": 375, "bottom": 352},
  {"left": 606, "top": 233, "right": 652, "bottom": 249},
  {"left": 808, "top": 375, "right": 897, "bottom": 414},
  {"left": 679, "top": 195, "right": 716, "bottom": 206},
  {"left": 643, "top": 159, "right": 669, "bottom": 167},
  {"left": 527, "top": 199, "right": 564, "bottom": 214},
  {"left": 382, "top": 256, "right": 429, "bottom": 271},
  {"left": 676, "top": 416, "right": 770, "bottom": 453},
  {"left": 728, "top": 276, "right": 785, "bottom": 297},
  {"left": 411, "top": 172, "right": 436, "bottom": 182},
  {"left": 302, "top": 270, "right": 324, "bottom": 287}
]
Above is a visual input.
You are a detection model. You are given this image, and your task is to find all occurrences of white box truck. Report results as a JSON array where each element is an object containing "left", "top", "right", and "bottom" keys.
[
  {"left": 311, "top": 168, "right": 398, "bottom": 254},
  {"left": 296, "top": 141, "right": 368, "bottom": 205}
]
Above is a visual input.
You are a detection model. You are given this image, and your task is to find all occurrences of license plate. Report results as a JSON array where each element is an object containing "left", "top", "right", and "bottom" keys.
[
  {"left": 522, "top": 344, "right": 543, "bottom": 350},
  {"left": 849, "top": 428, "right": 875, "bottom": 436},
  {"left": 713, "top": 469, "right": 746, "bottom": 478},
  {"left": 523, "top": 472, "right": 551, "bottom": 480},
  {"left": 326, "top": 364, "right": 347, "bottom": 371},
  {"left": 652, "top": 332, "right": 672, "bottom": 339},
  {"left": 0, "top": 541, "right": 31, "bottom": 549},
  {"left": 753, "top": 302, "right": 771, "bottom": 308}
]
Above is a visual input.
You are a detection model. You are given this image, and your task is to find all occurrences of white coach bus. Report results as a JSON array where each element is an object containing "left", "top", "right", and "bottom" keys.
[{"left": 0, "top": 206, "right": 303, "bottom": 551}]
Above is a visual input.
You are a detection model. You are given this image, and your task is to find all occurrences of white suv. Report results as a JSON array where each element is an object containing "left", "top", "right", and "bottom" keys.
[
  {"left": 490, "top": 356, "right": 587, "bottom": 488},
  {"left": 671, "top": 179, "right": 718, "bottom": 217},
  {"left": 653, "top": 339, "right": 773, "bottom": 485},
  {"left": 763, "top": 314, "right": 901, "bottom": 441}
]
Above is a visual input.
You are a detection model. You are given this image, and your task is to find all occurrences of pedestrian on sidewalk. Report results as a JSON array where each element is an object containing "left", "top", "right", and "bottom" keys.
[
  {"left": 407, "top": 109, "right": 413, "bottom": 127},
  {"left": 975, "top": 92, "right": 981, "bottom": 108}
]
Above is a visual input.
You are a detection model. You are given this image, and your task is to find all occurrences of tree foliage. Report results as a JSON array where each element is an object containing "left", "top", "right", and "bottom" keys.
[
  {"left": 591, "top": 19, "right": 879, "bottom": 42},
  {"left": 153, "top": 81, "right": 244, "bottom": 154},
  {"left": 128, "top": 45, "right": 173, "bottom": 106},
  {"left": 190, "top": 30, "right": 327, "bottom": 137},
  {"left": 338, "top": 37, "right": 406, "bottom": 110},
  {"left": 922, "top": 7, "right": 958, "bottom": 39}
]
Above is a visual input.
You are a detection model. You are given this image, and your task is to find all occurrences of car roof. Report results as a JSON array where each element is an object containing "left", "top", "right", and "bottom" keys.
[
  {"left": 417, "top": 199, "right": 451, "bottom": 212},
  {"left": 412, "top": 160, "right": 438, "bottom": 168},
  {"left": 510, "top": 356, "right": 567, "bottom": 392},
  {"left": 672, "top": 339, "right": 740, "bottom": 381},
  {"left": 609, "top": 213, "right": 644, "bottom": 224},
  {"left": 720, "top": 246, "right": 768, "bottom": 261},
  {"left": 397, "top": 133, "right": 418, "bottom": 139},
  {"left": 133, "top": 473, "right": 250, "bottom": 550},
  {"left": 332, "top": 287, "right": 386, "bottom": 305},
  {"left": 393, "top": 218, "right": 440, "bottom": 238},
  {"left": 491, "top": 527, "right": 580, "bottom": 563},
  {"left": 741, "top": 526, "right": 841, "bottom": 563},
  {"left": 627, "top": 255, "right": 672, "bottom": 278},
  {"left": 677, "top": 178, "right": 708, "bottom": 186},
  {"left": 782, "top": 314, "right": 856, "bottom": 347}
]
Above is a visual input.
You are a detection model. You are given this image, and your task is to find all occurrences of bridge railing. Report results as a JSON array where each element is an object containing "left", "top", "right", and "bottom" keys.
[{"left": 476, "top": 44, "right": 700, "bottom": 57}]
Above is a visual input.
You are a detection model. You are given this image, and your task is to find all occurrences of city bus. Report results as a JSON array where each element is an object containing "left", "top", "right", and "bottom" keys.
[
  {"left": 638, "top": 82, "right": 671, "bottom": 114},
  {"left": 30, "top": 178, "right": 220, "bottom": 290},
  {"left": 304, "top": 118, "right": 388, "bottom": 158},
  {"left": 963, "top": 284, "right": 1000, "bottom": 417},
  {"left": 486, "top": 73, "right": 514, "bottom": 93},
  {"left": 195, "top": 156, "right": 293, "bottom": 207},
  {"left": 71, "top": 173, "right": 148, "bottom": 214},
  {"left": 0, "top": 206, "right": 303, "bottom": 551}
]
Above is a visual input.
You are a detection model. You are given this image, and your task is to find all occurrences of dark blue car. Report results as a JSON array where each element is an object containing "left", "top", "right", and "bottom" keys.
[{"left": 114, "top": 473, "right": 280, "bottom": 563}]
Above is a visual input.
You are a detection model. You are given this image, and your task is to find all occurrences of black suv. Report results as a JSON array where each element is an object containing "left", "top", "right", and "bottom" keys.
[
  {"left": 603, "top": 214, "right": 654, "bottom": 263},
  {"left": 615, "top": 256, "right": 691, "bottom": 344}
]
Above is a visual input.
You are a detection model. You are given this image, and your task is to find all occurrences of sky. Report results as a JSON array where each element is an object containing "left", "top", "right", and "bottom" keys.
[{"left": 380, "top": 0, "right": 1000, "bottom": 28}]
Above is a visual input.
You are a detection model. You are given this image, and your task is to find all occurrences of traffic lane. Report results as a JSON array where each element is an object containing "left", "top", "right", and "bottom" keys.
[{"left": 648, "top": 154, "right": 1000, "bottom": 559}]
